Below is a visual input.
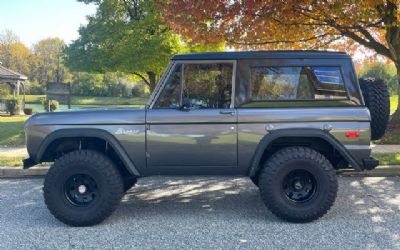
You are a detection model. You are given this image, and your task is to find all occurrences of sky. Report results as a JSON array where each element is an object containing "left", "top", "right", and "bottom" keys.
[{"left": 0, "top": 0, "right": 97, "bottom": 47}]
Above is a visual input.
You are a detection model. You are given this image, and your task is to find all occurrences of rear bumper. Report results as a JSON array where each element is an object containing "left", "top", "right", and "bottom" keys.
[
  {"left": 23, "top": 157, "right": 37, "bottom": 169},
  {"left": 346, "top": 146, "right": 375, "bottom": 171},
  {"left": 361, "top": 157, "right": 379, "bottom": 171}
]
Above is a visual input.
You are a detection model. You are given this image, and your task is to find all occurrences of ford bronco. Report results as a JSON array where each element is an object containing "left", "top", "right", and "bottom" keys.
[{"left": 23, "top": 51, "right": 390, "bottom": 226}]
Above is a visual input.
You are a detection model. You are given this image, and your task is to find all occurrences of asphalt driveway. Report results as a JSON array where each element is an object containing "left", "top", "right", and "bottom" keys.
[{"left": 0, "top": 176, "right": 399, "bottom": 249}]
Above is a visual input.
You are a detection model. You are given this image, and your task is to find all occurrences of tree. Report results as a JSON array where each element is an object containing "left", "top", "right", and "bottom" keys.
[
  {"left": 33, "top": 38, "right": 71, "bottom": 83},
  {"left": 359, "top": 62, "right": 398, "bottom": 95},
  {"left": 71, "top": 72, "right": 105, "bottom": 96},
  {"left": 0, "top": 30, "right": 19, "bottom": 45},
  {"left": 65, "top": 0, "right": 183, "bottom": 91},
  {"left": 0, "top": 30, "right": 36, "bottom": 78},
  {"left": 159, "top": 0, "right": 400, "bottom": 124}
]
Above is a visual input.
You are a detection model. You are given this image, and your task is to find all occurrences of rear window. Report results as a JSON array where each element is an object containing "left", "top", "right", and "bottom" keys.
[{"left": 250, "top": 66, "right": 347, "bottom": 101}]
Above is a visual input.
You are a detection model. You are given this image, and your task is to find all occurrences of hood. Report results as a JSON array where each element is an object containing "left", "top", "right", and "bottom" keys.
[{"left": 25, "top": 108, "right": 146, "bottom": 126}]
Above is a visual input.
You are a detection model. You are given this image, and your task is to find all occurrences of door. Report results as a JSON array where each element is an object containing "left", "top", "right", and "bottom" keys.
[{"left": 146, "top": 61, "right": 237, "bottom": 171}]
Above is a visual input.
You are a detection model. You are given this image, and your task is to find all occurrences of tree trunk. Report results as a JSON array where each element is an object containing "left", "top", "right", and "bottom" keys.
[
  {"left": 147, "top": 71, "right": 157, "bottom": 92},
  {"left": 389, "top": 63, "right": 400, "bottom": 127}
]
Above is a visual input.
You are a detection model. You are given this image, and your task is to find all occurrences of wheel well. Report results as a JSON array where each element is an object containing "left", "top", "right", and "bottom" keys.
[
  {"left": 40, "top": 137, "right": 132, "bottom": 178},
  {"left": 257, "top": 137, "right": 348, "bottom": 173}
]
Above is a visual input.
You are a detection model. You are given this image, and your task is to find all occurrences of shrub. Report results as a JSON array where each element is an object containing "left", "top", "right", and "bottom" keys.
[
  {"left": 23, "top": 108, "right": 34, "bottom": 115},
  {"left": 71, "top": 71, "right": 147, "bottom": 98},
  {"left": 5, "top": 98, "right": 20, "bottom": 115},
  {"left": 0, "top": 85, "right": 10, "bottom": 97},
  {"left": 42, "top": 99, "right": 59, "bottom": 112}
]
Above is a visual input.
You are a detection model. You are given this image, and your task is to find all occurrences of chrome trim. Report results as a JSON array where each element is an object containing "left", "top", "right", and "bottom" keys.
[{"left": 345, "top": 145, "right": 371, "bottom": 150}]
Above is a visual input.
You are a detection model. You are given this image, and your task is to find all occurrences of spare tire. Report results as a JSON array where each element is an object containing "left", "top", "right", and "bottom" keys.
[{"left": 358, "top": 78, "right": 390, "bottom": 140}]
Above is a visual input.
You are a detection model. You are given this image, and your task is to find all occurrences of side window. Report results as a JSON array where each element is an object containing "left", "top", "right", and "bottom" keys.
[
  {"left": 249, "top": 66, "right": 347, "bottom": 102},
  {"left": 311, "top": 67, "right": 347, "bottom": 99},
  {"left": 153, "top": 64, "right": 182, "bottom": 108},
  {"left": 182, "top": 63, "right": 233, "bottom": 109},
  {"left": 251, "top": 67, "right": 301, "bottom": 100}
]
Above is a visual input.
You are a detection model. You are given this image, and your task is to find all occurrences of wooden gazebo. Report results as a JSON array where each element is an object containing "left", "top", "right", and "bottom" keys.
[{"left": 0, "top": 63, "right": 28, "bottom": 111}]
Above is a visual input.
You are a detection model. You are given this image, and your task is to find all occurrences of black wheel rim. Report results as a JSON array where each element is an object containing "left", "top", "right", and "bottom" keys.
[
  {"left": 64, "top": 174, "right": 98, "bottom": 207},
  {"left": 282, "top": 169, "right": 317, "bottom": 203}
]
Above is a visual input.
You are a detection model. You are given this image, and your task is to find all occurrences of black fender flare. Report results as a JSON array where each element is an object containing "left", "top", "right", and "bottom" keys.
[
  {"left": 36, "top": 128, "right": 140, "bottom": 176},
  {"left": 247, "top": 128, "right": 362, "bottom": 177}
]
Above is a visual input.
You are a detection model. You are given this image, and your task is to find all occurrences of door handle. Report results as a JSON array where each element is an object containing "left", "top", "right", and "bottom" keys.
[{"left": 219, "top": 110, "right": 235, "bottom": 116}]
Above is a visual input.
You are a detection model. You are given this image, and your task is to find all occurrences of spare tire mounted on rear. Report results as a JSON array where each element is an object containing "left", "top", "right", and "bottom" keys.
[{"left": 358, "top": 78, "right": 390, "bottom": 140}]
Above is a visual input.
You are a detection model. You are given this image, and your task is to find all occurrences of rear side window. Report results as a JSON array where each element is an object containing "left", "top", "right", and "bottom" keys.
[{"left": 250, "top": 66, "right": 347, "bottom": 101}]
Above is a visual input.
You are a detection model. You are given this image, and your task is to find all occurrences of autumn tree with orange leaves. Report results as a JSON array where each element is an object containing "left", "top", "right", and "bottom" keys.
[{"left": 159, "top": 0, "right": 400, "bottom": 126}]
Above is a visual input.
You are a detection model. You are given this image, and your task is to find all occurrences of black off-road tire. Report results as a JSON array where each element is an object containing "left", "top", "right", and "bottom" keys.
[
  {"left": 43, "top": 150, "right": 124, "bottom": 226},
  {"left": 359, "top": 78, "right": 390, "bottom": 140},
  {"left": 258, "top": 147, "right": 338, "bottom": 223}
]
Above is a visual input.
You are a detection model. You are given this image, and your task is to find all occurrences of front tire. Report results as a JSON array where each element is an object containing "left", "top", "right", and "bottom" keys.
[
  {"left": 43, "top": 150, "right": 124, "bottom": 226},
  {"left": 258, "top": 147, "right": 338, "bottom": 222}
]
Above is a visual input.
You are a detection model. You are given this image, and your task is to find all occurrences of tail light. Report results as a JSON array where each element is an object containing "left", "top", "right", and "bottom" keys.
[{"left": 345, "top": 131, "right": 360, "bottom": 138}]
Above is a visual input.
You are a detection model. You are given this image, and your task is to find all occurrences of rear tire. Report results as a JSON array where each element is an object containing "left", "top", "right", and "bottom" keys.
[
  {"left": 359, "top": 77, "right": 390, "bottom": 140},
  {"left": 43, "top": 150, "right": 124, "bottom": 226},
  {"left": 258, "top": 147, "right": 338, "bottom": 222}
]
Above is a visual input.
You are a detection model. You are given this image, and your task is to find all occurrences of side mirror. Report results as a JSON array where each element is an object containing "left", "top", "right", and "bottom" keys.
[{"left": 180, "top": 98, "right": 191, "bottom": 111}]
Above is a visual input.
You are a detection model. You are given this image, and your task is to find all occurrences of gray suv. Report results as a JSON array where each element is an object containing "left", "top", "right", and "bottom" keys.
[{"left": 24, "top": 51, "right": 390, "bottom": 226}]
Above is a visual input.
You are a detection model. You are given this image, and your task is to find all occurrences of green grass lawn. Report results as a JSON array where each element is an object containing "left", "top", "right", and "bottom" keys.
[
  {"left": 0, "top": 156, "right": 48, "bottom": 167},
  {"left": 0, "top": 156, "right": 24, "bottom": 167},
  {"left": 372, "top": 152, "right": 400, "bottom": 165},
  {"left": 0, "top": 116, "right": 28, "bottom": 147},
  {"left": 72, "top": 96, "right": 148, "bottom": 105},
  {"left": 390, "top": 95, "right": 398, "bottom": 115}
]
